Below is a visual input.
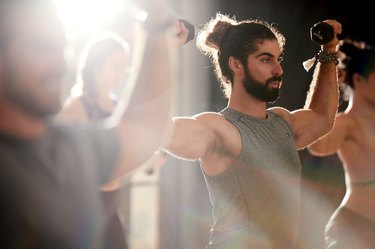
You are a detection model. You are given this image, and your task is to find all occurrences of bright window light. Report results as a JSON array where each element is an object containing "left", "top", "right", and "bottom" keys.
[{"left": 52, "top": 0, "right": 126, "bottom": 38}]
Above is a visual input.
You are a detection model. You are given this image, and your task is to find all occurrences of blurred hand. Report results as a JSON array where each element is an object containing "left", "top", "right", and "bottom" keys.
[{"left": 171, "top": 20, "right": 190, "bottom": 48}]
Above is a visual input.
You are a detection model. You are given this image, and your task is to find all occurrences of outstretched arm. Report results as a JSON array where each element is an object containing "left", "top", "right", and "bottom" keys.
[{"left": 165, "top": 114, "right": 218, "bottom": 161}]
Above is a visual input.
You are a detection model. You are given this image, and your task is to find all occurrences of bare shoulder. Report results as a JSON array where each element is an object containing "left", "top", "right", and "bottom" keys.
[
  {"left": 195, "top": 111, "right": 241, "bottom": 143},
  {"left": 336, "top": 111, "right": 356, "bottom": 130},
  {"left": 194, "top": 111, "right": 236, "bottom": 130},
  {"left": 194, "top": 111, "right": 242, "bottom": 168},
  {"left": 194, "top": 111, "right": 226, "bottom": 121},
  {"left": 57, "top": 97, "right": 87, "bottom": 122},
  {"left": 268, "top": 106, "right": 292, "bottom": 124}
]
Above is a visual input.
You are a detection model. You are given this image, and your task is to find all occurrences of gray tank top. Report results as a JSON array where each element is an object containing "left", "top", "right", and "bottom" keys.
[{"left": 202, "top": 108, "right": 302, "bottom": 249}]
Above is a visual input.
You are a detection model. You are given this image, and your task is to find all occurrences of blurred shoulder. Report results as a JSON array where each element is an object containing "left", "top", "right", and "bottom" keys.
[{"left": 57, "top": 97, "right": 87, "bottom": 122}]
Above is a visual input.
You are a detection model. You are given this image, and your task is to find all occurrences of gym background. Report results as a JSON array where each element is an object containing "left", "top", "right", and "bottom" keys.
[{"left": 53, "top": 0, "right": 374, "bottom": 248}]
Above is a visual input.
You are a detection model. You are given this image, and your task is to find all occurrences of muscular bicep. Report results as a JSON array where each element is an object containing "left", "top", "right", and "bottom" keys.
[
  {"left": 291, "top": 109, "right": 334, "bottom": 149},
  {"left": 271, "top": 107, "right": 337, "bottom": 150},
  {"left": 166, "top": 116, "right": 217, "bottom": 160},
  {"left": 308, "top": 114, "right": 350, "bottom": 156}
]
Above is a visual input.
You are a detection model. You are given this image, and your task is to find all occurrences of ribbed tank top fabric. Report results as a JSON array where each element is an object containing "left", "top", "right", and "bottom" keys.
[{"left": 202, "top": 108, "right": 302, "bottom": 249}]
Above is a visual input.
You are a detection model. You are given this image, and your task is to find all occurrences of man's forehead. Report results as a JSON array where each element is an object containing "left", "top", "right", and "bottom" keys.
[{"left": 253, "top": 40, "right": 282, "bottom": 57}]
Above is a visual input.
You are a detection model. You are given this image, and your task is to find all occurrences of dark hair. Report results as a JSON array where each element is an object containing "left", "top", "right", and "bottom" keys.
[
  {"left": 75, "top": 33, "right": 130, "bottom": 98},
  {"left": 196, "top": 13, "right": 285, "bottom": 98},
  {"left": 339, "top": 40, "right": 375, "bottom": 89}
]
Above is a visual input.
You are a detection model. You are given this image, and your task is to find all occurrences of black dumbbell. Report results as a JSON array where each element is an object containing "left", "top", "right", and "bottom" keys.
[{"left": 310, "top": 18, "right": 348, "bottom": 45}]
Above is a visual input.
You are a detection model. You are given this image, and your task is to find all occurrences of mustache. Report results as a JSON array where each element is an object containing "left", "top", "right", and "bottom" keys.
[{"left": 266, "top": 75, "right": 283, "bottom": 84}]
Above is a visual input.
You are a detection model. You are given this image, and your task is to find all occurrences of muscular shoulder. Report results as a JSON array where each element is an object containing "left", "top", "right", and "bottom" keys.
[
  {"left": 335, "top": 112, "right": 356, "bottom": 132},
  {"left": 267, "top": 106, "right": 292, "bottom": 124},
  {"left": 194, "top": 111, "right": 237, "bottom": 131},
  {"left": 197, "top": 111, "right": 241, "bottom": 142},
  {"left": 194, "top": 111, "right": 226, "bottom": 123},
  {"left": 193, "top": 112, "right": 242, "bottom": 169}
]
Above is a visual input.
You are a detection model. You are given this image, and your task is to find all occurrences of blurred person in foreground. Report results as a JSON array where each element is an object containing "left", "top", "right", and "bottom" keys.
[
  {"left": 58, "top": 23, "right": 189, "bottom": 249},
  {"left": 0, "top": 0, "right": 181, "bottom": 248},
  {"left": 60, "top": 32, "right": 131, "bottom": 249},
  {"left": 308, "top": 39, "right": 375, "bottom": 249},
  {"left": 162, "top": 13, "right": 341, "bottom": 249}
]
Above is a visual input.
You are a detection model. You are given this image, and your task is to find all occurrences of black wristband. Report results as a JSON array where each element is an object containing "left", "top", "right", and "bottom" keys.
[{"left": 316, "top": 50, "right": 339, "bottom": 65}]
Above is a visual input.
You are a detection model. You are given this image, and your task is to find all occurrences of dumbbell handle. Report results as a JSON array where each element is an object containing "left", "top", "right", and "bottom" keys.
[{"left": 310, "top": 21, "right": 347, "bottom": 45}]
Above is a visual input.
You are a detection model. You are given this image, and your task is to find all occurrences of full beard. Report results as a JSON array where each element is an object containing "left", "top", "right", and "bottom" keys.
[
  {"left": 3, "top": 74, "right": 62, "bottom": 118},
  {"left": 243, "top": 68, "right": 281, "bottom": 103}
]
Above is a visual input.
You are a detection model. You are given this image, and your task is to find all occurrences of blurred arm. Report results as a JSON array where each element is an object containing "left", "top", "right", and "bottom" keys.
[{"left": 108, "top": 3, "right": 178, "bottom": 180}]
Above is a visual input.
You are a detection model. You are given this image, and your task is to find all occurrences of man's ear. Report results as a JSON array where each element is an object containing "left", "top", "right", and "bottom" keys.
[{"left": 228, "top": 56, "right": 242, "bottom": 74}]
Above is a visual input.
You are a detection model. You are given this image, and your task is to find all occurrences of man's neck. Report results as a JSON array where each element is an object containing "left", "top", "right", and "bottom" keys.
[{"left": 228, "top": 92, "right": 268, "bottom": 119}]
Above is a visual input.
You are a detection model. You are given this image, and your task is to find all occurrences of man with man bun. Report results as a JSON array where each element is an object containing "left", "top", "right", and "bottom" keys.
[{"left": 162, "top": 13, "right": 342, "bottom": 249}]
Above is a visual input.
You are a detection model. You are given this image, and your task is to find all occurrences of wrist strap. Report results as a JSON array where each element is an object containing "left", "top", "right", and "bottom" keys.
[
  {"left": 317, "top": 50, "right": 339, "bottom": 64},
  {"left": 303, "top": 50, "right": 338, "bottom": 72}
]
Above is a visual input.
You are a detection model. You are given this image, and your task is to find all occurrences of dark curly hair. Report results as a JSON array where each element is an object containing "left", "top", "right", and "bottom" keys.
[{"left": 196, "top": 13, "right": 285, "bottom": 98}]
